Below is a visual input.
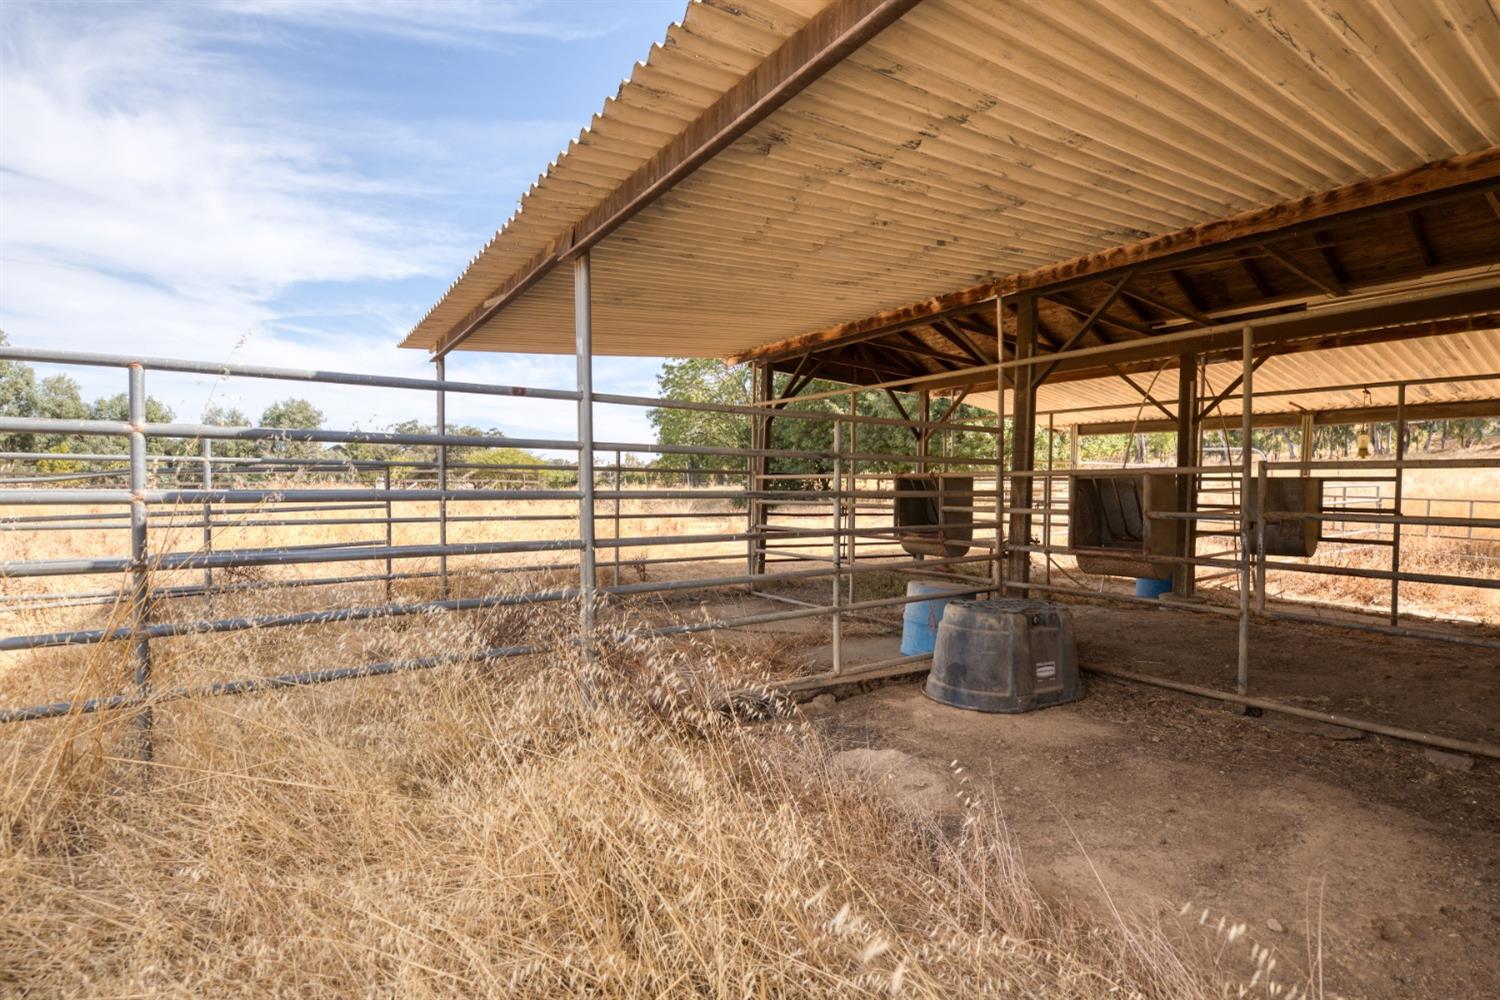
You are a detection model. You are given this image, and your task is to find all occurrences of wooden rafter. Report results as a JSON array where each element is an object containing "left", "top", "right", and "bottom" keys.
[
  {"left": 1197, "top": 353, "right": 1273, "bottom": 420},
  {"left": 1032, "top": 270, "right": 1135, "bottom": 387},
  {"left": 1258, "top": 241, "right": 1348, "bottom": 297},
  {"left": 1123, "top": 285, "right": 1214, "bottom": 326},
  {"left": 930, "top": 321, "right": 990, "bottom": 365},
  {"left": 1083, "top": 397, "right": 1500, "bottom": 437},
  {"left": 893, "top": 330, "right": 969, "bottom": 369},
  {"left": 1313, "top": 230, "right": 1349, "bottom": 286},
  {"left": 1407, "top": 210, "right": 1438, "bottom": 268},
  {"left": 1047, "top": 293, "right": 1152, "bottom": 337},
  {"left": 1168, "top": 269, "right": 1209, "bottom": 313},
  {"left": 1237, "top": 250, "right": 1276, "bottom": 298}
]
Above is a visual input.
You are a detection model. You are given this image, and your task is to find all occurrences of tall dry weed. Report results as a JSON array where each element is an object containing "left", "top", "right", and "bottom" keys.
[{"left": 0, "top": 616, "right": 1312, "bottom": 998}]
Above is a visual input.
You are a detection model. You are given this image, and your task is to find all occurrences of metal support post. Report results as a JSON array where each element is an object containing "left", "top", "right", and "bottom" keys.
[
  {"left": 1174, "top": 353, "right": 1198, "bottom": 598},
  {"left": 832, "top": 420, "right": 843, "bottom": 675},
  {"left": 200, "top": 437, "right": 213, "bottom": 607},
  {"left": 994, "top": 298, "right": 1006, "bottom": 594},
  {"left": 1391, "top": 384, "right": 1406, "bottom": 626},
  {"left": 574, "top": 253, "right": 597, "bottom": 655},
  {"left": 435, "top": 356, "right": 448, "bottom": 598},
  {"left": 748, "top": 361, "right": 772, "bottom": 583},
  {"left": 1299, "top": 410, "right": 1315, "bottom": 473},
  {"left": 383, "top": 465, "right": 394, "bottom": 602},
  {"left": 128, "top": 364, "right": 153, "bottom": 758},
  {"left": 917, "top": 388, "right": 930, "bottom": 473},
  {"left": 1237, "top": 327, "right": 1253, "bottom": 697},
  {"left": 846, "top": 393, "right": 857, "bottom": 570},
  {"left": 613, "top": 449, "right": 622, "bottom": 587},
  {"left": 1008, "top": 296, "right": 1038, "bottom": 592},
  {"left": 1045, "top": 412, "right": 1054, "bottom": 587},
  {"left": 1255, "top": 459, "right": 1268, "bottom": 615}
]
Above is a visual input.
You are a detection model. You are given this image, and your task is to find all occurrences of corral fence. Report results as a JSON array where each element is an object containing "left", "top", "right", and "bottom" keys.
[
  {"left": 0, "top": 345, "right": 1005, "bottom": 752},
  {"left": 1, "top": 345, "right": 1497, "bottom": 762}
]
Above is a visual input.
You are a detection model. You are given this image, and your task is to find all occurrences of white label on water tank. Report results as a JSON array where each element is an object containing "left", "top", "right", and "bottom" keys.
[{"left": 1036, "top": 661, "right": 1057, "bottom": 679}]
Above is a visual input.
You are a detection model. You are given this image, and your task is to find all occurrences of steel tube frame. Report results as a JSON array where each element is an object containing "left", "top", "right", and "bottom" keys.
[
  {"left": 3, "top": 337, "right": 1496, "bottom": 768},
  {"left": 575, "top": 253, "right": 597, "bottom": 655}
]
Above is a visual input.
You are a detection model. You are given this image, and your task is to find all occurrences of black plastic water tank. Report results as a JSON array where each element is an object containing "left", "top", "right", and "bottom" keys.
[{"left": 925, "top": 599, "right": 1083, "bottom": 713}]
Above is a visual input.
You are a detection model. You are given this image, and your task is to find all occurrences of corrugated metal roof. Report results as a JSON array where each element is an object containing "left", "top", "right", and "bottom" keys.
[
  {"left": 404, "top": 0, "right": 1499, "bottom": 364},
  {"left": 963, "top": 328, "right": 1500, "bottom": 426},
  {"left": 404, "top": 0, "right": 828, "bottom": 352}
]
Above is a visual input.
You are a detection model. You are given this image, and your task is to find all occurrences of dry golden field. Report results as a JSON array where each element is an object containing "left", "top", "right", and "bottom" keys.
[{"left": 3, "top": 464, "right": 1493, "bottom": 997}]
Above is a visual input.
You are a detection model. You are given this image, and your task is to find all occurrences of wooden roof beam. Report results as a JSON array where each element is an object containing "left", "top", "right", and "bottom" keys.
[
  {"left": 930, "top": 320, "right": 992, "bottom": 364},
  {"left": 1258, "top": 241, "right": 1348, "bottom": 297},
  {"left": 1122, "top": 285, "right": 1215, "bottom": 326},
  {"left": 1407, "top": 210, "right": 1438, "bottom": 268}
]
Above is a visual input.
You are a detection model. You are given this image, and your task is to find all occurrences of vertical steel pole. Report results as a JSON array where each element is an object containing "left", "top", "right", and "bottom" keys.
[
  {"left": 1299, "top": 410, "right": 1315, "bottom": 474},
  {"left": 200, "top": 437, "right": 213, "bottom": 607},
  {"left": 1174, "top": 353, "right": 1198, "bottom": 598},
  {"left": 435, "top": 356, "right": 448, "bottom": 598},
  {"left": 994, "top": 298, "right": 1006, "bottom": 595},
  {"left": 383, "top": 465, "right": 394, "bottom": 602},
  {"left": 917, "top": 388, "right": 930, "bottom": 473},
  {"left": 574, "top": 253, "right": 597, "bottom": 655},
  {"left": 1255, "top": 459, "right": 1268, "bottom": 615},
  {"left": 847, "top": 392, "right": 858, "bottom": 573},
  {"left": 749, "top": 360, "right": 772, "bottom": 585},
  {"left": 1045, "top": 412, "right": 1054, "bottom": 587},
  {"left": 832, "top": 419, "right": 843, "bottom": 676},
  {"left": 1008, "top": 296, "right": 1037, "bottom": 593},
  {"left": 128, "top": 364, "right": 153, "bottom": 759},
  {"left": 1391, "top": 383, "right": 1406, "bottom": 626},
  {"left": 613, "top": 449, "right": 622, "bottom": 587},
  {"left": 1237, "top": 326, "right": 1253, "bottom": 696}
]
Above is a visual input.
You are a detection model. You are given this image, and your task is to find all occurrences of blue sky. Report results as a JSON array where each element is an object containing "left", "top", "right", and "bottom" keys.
[{"left": 0, "top": 0, "right": 684, "bottom": 442}]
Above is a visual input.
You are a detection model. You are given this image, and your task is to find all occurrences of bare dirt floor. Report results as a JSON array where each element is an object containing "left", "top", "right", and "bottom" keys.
[{"left": 764, "top": 599, "right": 1500, "bottom": 1000}]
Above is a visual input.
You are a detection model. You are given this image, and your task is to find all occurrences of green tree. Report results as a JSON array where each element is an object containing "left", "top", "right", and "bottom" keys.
[
  {"left": 0, "top": 332, "right": 42, "bottom": 452},
  {"left": 648, "top": 358, "right": 998, "bottom": 486},
  {"left": 202, "top": 403, "right": 257, "bottom": 459},
  {"left": 89, "top": 392, "right": 180, "bottom": 454},
  {"left": 648, "top": 359, "right": 752, "bottom": 480},
  {"left": 258, "top": 398, "right": 325, "bottom": 458}
]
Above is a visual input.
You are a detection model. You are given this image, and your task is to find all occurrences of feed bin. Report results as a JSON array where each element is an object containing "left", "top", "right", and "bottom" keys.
[
  {"left": 1068, "top": 472, "right": 1182, "bottom": 580},
  {"left": 1244, "top": 476, "right": 1323, "bottom": 557},
  {"left": 925, "top": 599, "right": 1083, "bottom": 713},
  {"left": 894, "top": 473, "right": 973, "bottom": 558}
]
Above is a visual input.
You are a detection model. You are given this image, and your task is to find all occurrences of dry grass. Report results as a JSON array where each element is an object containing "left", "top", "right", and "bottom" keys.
[
  {"left": 1, "top": 612, "right": 1313, "bottom": 998},
  {"left": 0, "top": 485, "right": 1385, "bottom": 996}
]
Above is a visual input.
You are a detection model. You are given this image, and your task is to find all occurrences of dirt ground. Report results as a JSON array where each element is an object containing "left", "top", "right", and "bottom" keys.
[{"left": 782, "top": 602, "right": 1498, "bottom": 1000}]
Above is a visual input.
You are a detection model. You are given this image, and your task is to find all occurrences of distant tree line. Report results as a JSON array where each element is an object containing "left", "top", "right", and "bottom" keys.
[
  {"left": 647, "top": 358, "right": 1002, "bottom": 485},
  {"left": 1080, "top": 418, "right": 1498, "bottom": 467},
  {"left": 647, "top": 357, "right": 1498, "bottom": 478},
  {"left": 0, "top": 335, "right": 562, "bottom": 484}
]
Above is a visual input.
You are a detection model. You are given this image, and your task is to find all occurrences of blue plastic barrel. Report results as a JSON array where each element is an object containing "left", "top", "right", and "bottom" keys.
[
  {"left": 901, "top": 580, "right": 956, "bottom": 656},
  {"left": 1134, "top": 576, "right": 1172, "bottom": 599}
]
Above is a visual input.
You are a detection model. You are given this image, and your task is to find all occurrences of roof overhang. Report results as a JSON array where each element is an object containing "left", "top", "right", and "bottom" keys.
[{"left": 404, "top": 0, "right": 1500, "bottom": 419}]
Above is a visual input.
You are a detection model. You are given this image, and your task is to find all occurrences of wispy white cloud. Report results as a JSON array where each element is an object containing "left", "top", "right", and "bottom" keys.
[
  {"left": 0, "top": 0, "right": 666, "bottom": 443},
  {"left": 223, "top": 0, "right": 626, "bottom": 46}
]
